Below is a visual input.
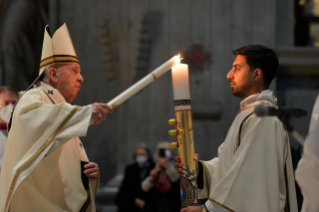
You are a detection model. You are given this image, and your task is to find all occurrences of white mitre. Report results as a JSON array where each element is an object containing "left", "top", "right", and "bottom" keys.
[
  {"left": 39, "top": 23, "right": 79, "bottom": 74},
  {"left": 16, "top": 22, "right": 78, "bottom": 101},
  {"left": 27, "top": 23, "right": 79, "bottom": 90},
  {"left": 8, "top": 23, "right": 79, "bottom": 131}
]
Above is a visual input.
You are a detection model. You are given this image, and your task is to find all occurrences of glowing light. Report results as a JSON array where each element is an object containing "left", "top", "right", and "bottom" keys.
[{"left": 176, "top": 54, "right": 183, "bottom": 64}]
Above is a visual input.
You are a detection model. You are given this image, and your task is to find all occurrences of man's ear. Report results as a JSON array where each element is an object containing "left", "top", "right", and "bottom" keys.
[
  {"left": 254, "top": 68, "right": 263, "bottom": 82},
  {"left": 48, "top": 67, "right": 58, "bottom": 83}
]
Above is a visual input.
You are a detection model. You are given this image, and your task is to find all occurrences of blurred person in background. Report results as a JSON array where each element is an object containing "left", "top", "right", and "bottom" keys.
[
  {"left": 0, "top": 86, "right": 17, "bottom": 170},
  {"left": 295, "top": 94, "right": 319, "bottom": 212},
  {"left": 141, "top": 142, "right": 181, "bottom": 212},
  {"left": 115, "top": 143, "right": 155, "bottom": 212}
]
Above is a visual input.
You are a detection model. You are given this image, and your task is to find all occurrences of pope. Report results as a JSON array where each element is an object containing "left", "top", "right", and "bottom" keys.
[{"left": 0, "top": 23, "right": 112, "bottom": 212}]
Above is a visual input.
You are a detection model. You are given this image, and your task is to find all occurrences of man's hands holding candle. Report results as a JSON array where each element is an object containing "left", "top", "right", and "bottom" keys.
[
  {"left": 91, "top": 103, "right": 113, "bottom": 125},
  {"left": 175, "top": 153, "right": 200, "bottom": 175},
  {"left": 176, "top": 154, "right": 202, "bottom": 212}
]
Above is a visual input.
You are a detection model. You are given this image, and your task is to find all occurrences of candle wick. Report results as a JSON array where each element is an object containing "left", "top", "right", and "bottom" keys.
[{"left": 178, "top": 58, "right": 184, "bottom": 64}]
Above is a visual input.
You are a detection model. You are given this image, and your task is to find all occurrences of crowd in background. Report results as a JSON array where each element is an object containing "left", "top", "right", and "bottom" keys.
[{"left": 115, "top": 142, "right": 181, "bottom": 212}]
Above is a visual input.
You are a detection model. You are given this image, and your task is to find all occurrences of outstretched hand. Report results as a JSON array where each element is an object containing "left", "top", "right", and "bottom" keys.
[
  {"left": 175, "top": 153, "right": 200, "bottom": 176},
  {"left": 91, "top": 103, "right": 112, "bottom": 125}
]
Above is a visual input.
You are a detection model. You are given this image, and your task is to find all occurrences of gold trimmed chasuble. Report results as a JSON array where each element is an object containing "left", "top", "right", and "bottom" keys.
[{"left": 0, "top": 82, "right": 97, "bottom": 212}]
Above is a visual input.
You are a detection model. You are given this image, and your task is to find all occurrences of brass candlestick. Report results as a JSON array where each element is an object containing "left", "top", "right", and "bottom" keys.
[{"left": 169, "top": 63, "right": 197, "bottom": 208}]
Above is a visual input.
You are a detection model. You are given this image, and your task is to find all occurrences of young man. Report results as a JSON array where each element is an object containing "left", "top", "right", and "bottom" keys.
[
  {"left": 177, "top": 45, "right": 298, "bottom": 212},
  {"left": 0, "top": 86, "right": 18, "bottom": 170},
  {"left": 0, "top": 24, "right": 112, "bottom": 212}
]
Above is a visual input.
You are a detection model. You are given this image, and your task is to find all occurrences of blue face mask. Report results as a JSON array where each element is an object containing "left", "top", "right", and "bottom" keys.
[{"left": 136, "top": 155, "right": 147, "bottom": 166}]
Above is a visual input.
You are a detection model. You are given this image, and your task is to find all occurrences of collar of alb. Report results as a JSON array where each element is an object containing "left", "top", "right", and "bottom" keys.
[{"left": 240, "top": 89, "right": 277, "bottom": 110}]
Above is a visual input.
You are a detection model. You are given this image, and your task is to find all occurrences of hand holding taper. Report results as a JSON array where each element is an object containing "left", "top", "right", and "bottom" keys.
[{"left": 91, "top": 103, "right": 112, "bottom": 125}]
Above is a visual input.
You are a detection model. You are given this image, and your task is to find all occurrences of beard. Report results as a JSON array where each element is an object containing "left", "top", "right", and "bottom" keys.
[{"left": 231, "top": 82, "right": 251, "bottom": 99}]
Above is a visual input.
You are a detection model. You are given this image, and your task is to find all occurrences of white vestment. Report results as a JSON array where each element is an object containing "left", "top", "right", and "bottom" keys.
[
  {"left": 199, "top": 90, "right": 298, "bottom": 212},
  {"left": 0, "top": 82, "right": 98, "bottom": 212},
  {"left": 295, "top": 94, "right": 319, "bottom": 212}
]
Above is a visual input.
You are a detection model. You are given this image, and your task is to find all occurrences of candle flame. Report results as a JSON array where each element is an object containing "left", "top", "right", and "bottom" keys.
[{"left": 177, "top": 54, "right": 183, "bottom": 64}]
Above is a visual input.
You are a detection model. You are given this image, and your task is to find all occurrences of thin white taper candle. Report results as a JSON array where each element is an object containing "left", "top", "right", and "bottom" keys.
[{"left": 106, "top": 55, "right": 180, "bottom": 109}]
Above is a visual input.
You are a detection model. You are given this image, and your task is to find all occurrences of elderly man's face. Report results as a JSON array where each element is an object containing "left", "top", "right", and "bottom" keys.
[
  {"left": 56, "top": 63, "right": 84, "bottom": 103},
  {"left": 0, "top": 91, "right": 17, "bottom": 107}
]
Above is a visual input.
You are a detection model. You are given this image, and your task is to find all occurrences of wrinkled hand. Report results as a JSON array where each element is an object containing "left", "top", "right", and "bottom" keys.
[
  {"left": 175, "top": 153, "right": 199, "bottom": 176},
  {"left": 83, "top": 162, "right": 99, "bottom": 181},
  {"left": 150, "top": 168, "right": 160, "bottom": 182},
  {"left": 180, "top": 205, "right": 204, "bottom": 212},
  {"left": 158, "top": 157, "right": 171, "bottom": 171},
  {"left": 91, "top": 103, "right": 112, "bottom": 125},
  {"left": 135, "top": 198, "right": 145, "bottom": 210}
]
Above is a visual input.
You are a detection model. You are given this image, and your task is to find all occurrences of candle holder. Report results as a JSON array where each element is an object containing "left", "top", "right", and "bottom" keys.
[{"left": 168, "top": 63, "right": 198, "bottom": 208}]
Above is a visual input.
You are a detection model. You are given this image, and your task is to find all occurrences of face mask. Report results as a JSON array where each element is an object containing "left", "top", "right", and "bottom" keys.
[
  {"left": 136, "top": 155, "right": 147, "bottom": 166},
  {"left": 0, "top": 104, "right": 13, "bottom": 124},
  {"left": 165, "top": 150, "right": 172, "bottom": 160}
]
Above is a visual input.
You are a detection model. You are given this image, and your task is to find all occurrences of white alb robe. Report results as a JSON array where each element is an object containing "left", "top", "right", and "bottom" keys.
[
  {"left": 0, "top": 82, "right": 98, "bottom": 212},
  {"left": 199, "top": 90, "right": 298, "bottom": 212},
  {"left": 295, "top": 94, "right": 319, "bottom": 212}
]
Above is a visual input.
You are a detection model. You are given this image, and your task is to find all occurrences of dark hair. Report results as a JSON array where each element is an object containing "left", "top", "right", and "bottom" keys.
[
  {"left": 0, "top": 86, "right": 17, "bottom": 96},
  {"left": 232, "top": 45, "right": 279, "bottom": 87}
]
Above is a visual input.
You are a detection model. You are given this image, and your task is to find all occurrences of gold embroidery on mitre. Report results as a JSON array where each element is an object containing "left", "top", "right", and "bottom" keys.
[
  {"left": 40, "top": 55, "right": 79, "bottom": 68},
  {"left": 5, "top": 106, "right": 80, "bottom": 210}
]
